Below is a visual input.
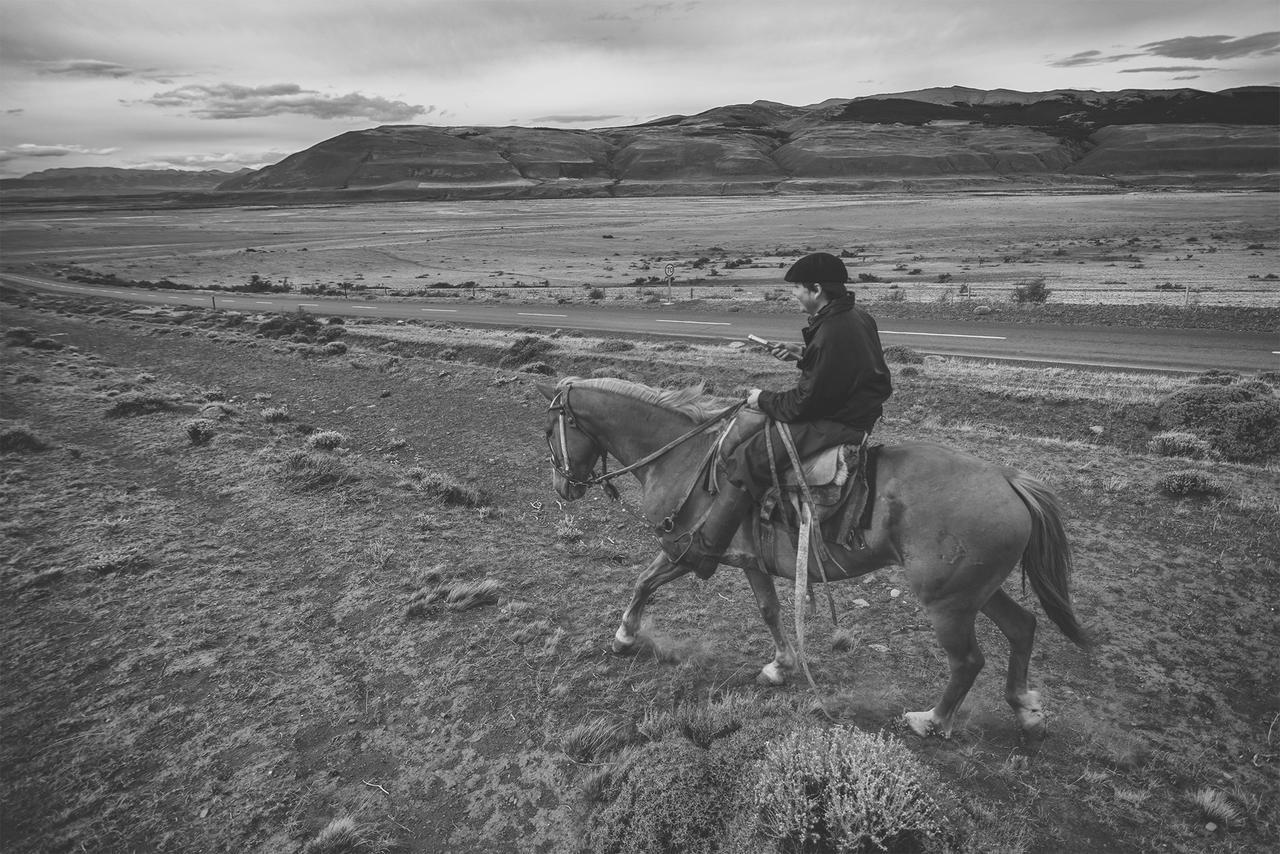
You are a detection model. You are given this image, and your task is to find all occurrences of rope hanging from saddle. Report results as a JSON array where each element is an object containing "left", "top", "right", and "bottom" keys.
[{"left": 767, "top": 421, "right": 838, "bottom": 717}]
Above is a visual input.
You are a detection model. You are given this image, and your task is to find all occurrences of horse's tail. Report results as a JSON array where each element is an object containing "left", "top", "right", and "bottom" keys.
[{"left": 1004, "top": 470, "right": 1090, "bottom": 649}]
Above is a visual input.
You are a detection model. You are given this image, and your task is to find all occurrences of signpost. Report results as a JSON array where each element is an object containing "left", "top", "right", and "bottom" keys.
[{"left": 664, "top": 263, "right": 675, "bottom": 304}]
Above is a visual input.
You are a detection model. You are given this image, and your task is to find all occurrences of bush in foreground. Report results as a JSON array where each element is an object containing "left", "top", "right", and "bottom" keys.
[
  {"left": 755, "top": 726, "right": 944, "bottom": 854},
  {"left": 579, "top": 696, "right": 952, "bottom": 854}
]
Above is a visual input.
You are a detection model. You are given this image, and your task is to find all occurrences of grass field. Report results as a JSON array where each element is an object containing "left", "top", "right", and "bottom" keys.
[{"left": 2, "top": 284, "right": 1277, "bottom": 853}]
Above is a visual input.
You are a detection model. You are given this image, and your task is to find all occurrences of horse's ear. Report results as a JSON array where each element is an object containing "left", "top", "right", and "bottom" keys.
[{"left": 535, "top": 381, "right": 557, "bottom": 400}]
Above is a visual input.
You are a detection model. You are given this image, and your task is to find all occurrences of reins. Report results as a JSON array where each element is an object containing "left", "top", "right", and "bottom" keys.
[{"left": 546, "top": 384, "right": 745, "bottom": 508}]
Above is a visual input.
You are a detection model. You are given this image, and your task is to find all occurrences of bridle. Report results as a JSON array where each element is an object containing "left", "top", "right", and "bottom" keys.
[
  {"left": 545, "top": 384, "right": 621, "bottom": 499},
  {"left": 545, "top": 383, "right": 746, "bottom": 514}
]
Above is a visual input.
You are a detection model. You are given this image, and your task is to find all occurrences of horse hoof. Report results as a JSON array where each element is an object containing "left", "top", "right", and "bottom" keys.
[
  {"left": 611, "top": 628, "right": 637, "bottom": 656},
  {"left": 756, "top": 661, "right": 787, "bottom": 686},
  {"left": 903, "top": 710, "right": 948, "bottom": 739},
  {"left": 1016, "top": 691, "right": 1047, "bottom": 747}
]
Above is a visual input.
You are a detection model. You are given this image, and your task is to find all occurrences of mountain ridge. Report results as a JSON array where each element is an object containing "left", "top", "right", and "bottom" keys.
[{"left": 5, "top": 87, "right": 1276, "bottom": 200}]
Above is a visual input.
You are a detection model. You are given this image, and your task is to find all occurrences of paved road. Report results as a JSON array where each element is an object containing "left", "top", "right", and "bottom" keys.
[{"left": 4, "top": 270, "right": 1276, "bottom": 373}]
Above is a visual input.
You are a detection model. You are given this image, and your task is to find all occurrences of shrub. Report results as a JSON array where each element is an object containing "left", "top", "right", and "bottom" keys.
[
  {"left": 595, "top": 339, "right": 635, "bottom": 352},
  {"left": 882, "top": 345, "right": 924, "bottom": 365},
  {"left": 29, "top": 337, "right": 65, "bottom": 351},
  {"left": 1147, "top": 431, "right": 1216, "bottom": 460},
  {"left": 500, "top": 335, "right": 554, "bottom": 368},
  {"left": 1157, "top": 470, "right": 1226, "bottom": 497},
  {"left": 517, "top": 361, "right": 555, "bottom": 375},
  {"left": 1011, "top": 278, "right": 1051, "bottom": 304},
  {"left": 322, "top": 341, "right": 348, "bottom": 355},
  {"left": 4, "top": 328, "right": 37, "bottom": 346},
  {"left": 1157, "top": 385, "right": 1280, "bottom": 461},
  {"left": 584, "top": 737, "right": 754, "bottom": 854},
  {"left": 0, "top": 425, "right": 50, "bottom": 453},
  {"left": 183, "top": 418, "right": 217, "bottom": 445},
  {"left": 754, "top": 726, "right": 944, "bottom": 854},
  {"left": 307, "top": 430, "right": 345, "bottom": 450},
  {"left": 261, "top": 407, "right": 291, "bottom": 423}
]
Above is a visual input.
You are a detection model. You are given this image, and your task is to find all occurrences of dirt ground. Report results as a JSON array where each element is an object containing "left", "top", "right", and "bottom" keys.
[
  {"left": 3, "top": 192, "right": 1278, "bottom": 309},
  {"left": 1, "top": 284, "right": 1277, "bottom": 853}
]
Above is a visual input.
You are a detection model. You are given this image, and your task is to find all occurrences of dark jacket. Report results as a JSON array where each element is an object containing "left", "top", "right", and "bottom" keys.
[{"left": 757, "top": 296, "right": 892, "bottom": 430}]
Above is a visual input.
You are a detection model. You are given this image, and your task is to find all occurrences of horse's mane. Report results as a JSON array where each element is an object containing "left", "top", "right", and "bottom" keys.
[{"left": 558, "top": 376, "right": 731, "bottom": 422}]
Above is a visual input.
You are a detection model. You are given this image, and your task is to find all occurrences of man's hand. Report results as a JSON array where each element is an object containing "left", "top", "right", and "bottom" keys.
[
  {"left": 747, "top": 388, "right": 762, "bottom": 408},
  {"left": 769, "top": 342, "right": 801, "bottom": 362}
]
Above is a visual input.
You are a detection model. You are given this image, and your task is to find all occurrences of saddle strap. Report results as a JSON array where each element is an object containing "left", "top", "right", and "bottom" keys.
[{"left": 775, "top": 422, "right": 839, "bottom": 627}]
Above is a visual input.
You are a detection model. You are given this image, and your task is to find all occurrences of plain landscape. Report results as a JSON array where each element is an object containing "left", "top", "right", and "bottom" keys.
[{"left": 1, "top": 189, "right": 1278, "bottom": 853}]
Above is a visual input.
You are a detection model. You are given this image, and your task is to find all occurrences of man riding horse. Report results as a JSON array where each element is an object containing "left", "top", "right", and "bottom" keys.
[{"left": 682, "top": 251, "right": 894, "bottom": 575}]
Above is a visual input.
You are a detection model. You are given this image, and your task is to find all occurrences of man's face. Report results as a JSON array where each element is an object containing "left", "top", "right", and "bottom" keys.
[{"left": 791, "top": 282, "right": 822, "bottom": 314}]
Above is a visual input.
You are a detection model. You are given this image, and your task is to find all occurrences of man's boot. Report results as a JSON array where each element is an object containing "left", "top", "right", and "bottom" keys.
[{"left": 684, "top": 482, "right": 754, "bottom": 577}]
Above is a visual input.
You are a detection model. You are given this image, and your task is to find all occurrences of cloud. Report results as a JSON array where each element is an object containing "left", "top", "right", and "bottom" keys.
[
  {"left": 133, "top": 151, "right": 290, "bottom": 171},
  {"left": 1053, "top": 31, "right": 1280, "bottom": 68},
  {"left": 1119, "top": 66, "right": 1218, "bottom": 74},
  {"left": 1141, "top": 32, "right": 1280, "bottom": 60},
  {"left": 142, "top": 83, "right": 430, "bottom": 121},
  {"left": 529, "top": 113, "right": 621, "bottom": 124},
  {"left": 30, "top": 58, "right": 172, "bottom": 81},
  {"left": 1052, "top": 50, "right": 1142, "bottom": 68},
  {"left": 0, "top": 143, "right": 120, "bottom": 163}
]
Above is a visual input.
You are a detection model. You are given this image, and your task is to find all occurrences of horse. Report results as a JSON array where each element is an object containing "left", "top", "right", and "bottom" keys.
[{"left": 536, "top": 376, "right": 1088, "bottom": 751}]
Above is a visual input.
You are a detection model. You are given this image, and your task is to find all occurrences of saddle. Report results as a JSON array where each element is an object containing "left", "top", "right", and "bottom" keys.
[{"left": 714, "top": 411, "right": 879, "bottom": 551}]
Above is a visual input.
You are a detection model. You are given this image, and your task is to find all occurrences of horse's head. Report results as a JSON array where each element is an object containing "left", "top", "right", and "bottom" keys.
[{"left": 537, "top": 380, "right": 603, "bottom": 501}]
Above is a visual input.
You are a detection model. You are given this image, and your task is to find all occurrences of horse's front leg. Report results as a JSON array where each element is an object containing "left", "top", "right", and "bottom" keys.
[
  {"left": 744, "top": 568, "right": 797, "bottom": 685},
  {"left": 612, "top": 551, "right": 693, "bottom": 654}
]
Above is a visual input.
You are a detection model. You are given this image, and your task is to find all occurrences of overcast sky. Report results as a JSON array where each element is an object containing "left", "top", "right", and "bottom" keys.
[{"left": 1, "top": 0, "right": 1277, "bottom": 177}]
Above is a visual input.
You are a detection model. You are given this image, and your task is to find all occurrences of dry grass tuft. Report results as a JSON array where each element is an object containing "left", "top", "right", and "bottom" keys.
[
  {"left": 1190, "top": 788, "right": 1242, "bottom": 828},
  {"left": 444, "top": 579, "right": 501, "bottom": 611},
  {"left": 276, "top": 449, "right": 357, "bottom": 491},
  {"left": 409, "top": 470, "right": 487, "bottom": 507},
  {"left": 1156, "top": 469, "right": 1226, "bottom": 497},
  {"left": 261, "top": 406, "right": 291, "bottom": 423},
  {"left": 302, "top": 816, "right": 396, "bottom": 854},
  {"left": 307, "top": 430, "right": 345, "bottom": 450},
  {"left": 1147, "top": 431, "right": 1217, "bottom": 459},
  {"left": 562, "top": 718, "right": 632, "bottom": 764}
]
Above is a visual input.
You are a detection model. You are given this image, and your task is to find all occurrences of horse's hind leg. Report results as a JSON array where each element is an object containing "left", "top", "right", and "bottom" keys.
[
  {"left": 982, "top": 588, "right": 1046, "bottom": 751},
  {"left": 904, "top": 608, "right": 985, "bottom": 739},
  {"left": 612, "top": 551, "right": 692, "bottom": 654},
  {"left": 744, "top": 568, "right": 796, "bottom": 685}
]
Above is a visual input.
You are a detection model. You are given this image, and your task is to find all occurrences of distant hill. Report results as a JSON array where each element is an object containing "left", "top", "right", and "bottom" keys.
[
  {"left": 216, "top": 87, "right": 1277, "bottom": 199},
  {"left": 1, "top": 167, "right": 250, "bottom": 196},
  {"left": 6, "top": 87, "right": 1276, "bottom": 202}
]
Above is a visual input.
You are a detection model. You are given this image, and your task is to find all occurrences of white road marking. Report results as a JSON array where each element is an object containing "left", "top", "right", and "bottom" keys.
[
  {"left": 655, "top": 319, "right": 732, "bottom": 326},
  {"left": 298, "top": 303, "right": 319, "bottom": 307},
  {"left": 351, "top": 306, "right": 376, "bottom": 310},
  {"left": 518, "top": 312, "right": 567, "bottom": 318},
  {"left": 254, "top": 300, "right": 273, "bottom": 305},
  {"left": 420, "top": 308, "right": 458, "bottom": 313},
  {"left": 882, "top": 330, "right": 1006, "bottom": 340}
]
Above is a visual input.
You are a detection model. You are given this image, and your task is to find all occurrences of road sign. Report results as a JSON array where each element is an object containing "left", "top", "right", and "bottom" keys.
[{"left": 664, "top": 263, "right": 675, "bottom": 278}]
